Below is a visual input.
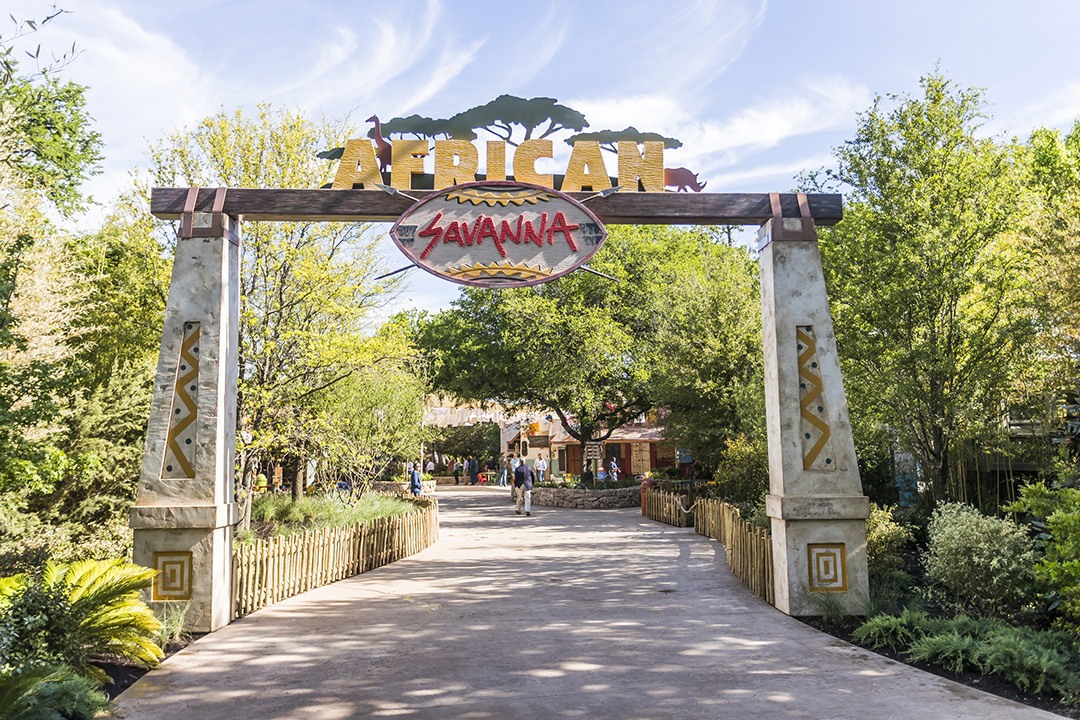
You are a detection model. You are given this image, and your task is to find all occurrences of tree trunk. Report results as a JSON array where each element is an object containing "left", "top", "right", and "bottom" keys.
[
  {"left": 237, "top": 447, "right": 256, "bottom": 532},
  {"left": 291, "top": 457, "right": 305, "bottom": 502}
]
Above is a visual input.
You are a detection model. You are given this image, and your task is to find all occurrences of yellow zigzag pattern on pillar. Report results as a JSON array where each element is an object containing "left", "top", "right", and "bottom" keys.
[
  {"left": 164, "top": 324, "right": 200, "bottom": 478},
  {"left": 797, "top": 327, "right": 832, "bottom": 471}
]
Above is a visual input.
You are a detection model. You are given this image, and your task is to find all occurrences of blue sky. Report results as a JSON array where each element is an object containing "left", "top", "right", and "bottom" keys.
[{"left": 10, "top": 0, "right": 1080, "bottom": 314}]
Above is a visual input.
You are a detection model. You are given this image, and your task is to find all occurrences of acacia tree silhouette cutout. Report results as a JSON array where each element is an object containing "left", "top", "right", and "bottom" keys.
[
  {"left": 317, "top": 96, "right": 681, "bottom": 167},
  {"left": 565, "top": 126, "right": 682, "bottom": 154}
]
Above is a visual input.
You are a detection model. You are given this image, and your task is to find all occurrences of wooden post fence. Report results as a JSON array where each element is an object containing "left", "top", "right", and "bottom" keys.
[
  {"left": 644, "top": 488, "right": 774, "bottom": 606},
  {"left": 233, "top": 496, "right": 440, "bottom": 618}
]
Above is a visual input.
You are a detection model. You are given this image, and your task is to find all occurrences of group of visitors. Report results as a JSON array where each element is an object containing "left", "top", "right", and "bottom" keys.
[{"left": 449, "top": 455, "right": 481, "bottom": 485}]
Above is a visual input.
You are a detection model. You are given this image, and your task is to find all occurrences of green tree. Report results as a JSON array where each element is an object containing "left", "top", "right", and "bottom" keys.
[
  {"left": 806, "top": 72, "right": 1039, "bottom": 503},
  {"left": 419, "top": 226, "right": 742, "bottom": 474},
  {"left": 145, "top": 105, "right": 404, "bottom": 527},
  {"left": 650, "top": 238, "right": 762, "bottom": 470}
]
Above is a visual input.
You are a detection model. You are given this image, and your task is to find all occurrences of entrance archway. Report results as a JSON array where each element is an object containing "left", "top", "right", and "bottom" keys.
[{"left": 132, "top": 186, "right": 868, "bottom": 630}]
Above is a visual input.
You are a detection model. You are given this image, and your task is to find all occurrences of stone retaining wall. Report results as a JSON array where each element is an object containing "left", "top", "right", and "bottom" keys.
[
  {"left": 524, "top": 485, "right": 642, "bottom": 509},
  {"left": 369, "top": 480, "right": 437, "bottom": 494}
]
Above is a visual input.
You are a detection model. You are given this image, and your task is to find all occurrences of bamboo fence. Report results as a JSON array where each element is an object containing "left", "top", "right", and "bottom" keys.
[
  {"left": 232, "top": 497, "right": 439, "bottom": 618},
  {"left": 644, "top": 489, "right": 775, "bottom": 606},
  {"left": 643, "top": 486, "right": 692, "bottom": 527}
]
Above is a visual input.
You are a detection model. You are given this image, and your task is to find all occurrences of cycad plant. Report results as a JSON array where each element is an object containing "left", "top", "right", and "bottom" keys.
[
  {"left": 0, "top": 665, "right": 114, "bottom": 720},
  {"left": 1, "top": 559, "right": 164, "bottom": 683}
]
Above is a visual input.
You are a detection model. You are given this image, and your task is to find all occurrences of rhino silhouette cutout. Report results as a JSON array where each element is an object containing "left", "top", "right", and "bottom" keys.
[{"left": 663, "top": 167, "right": 707, "bottom": 192}]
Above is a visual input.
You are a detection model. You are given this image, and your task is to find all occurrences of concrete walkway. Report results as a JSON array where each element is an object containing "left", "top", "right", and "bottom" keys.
[{"left": 117, "top": 490, "right": 1059, "bottom": 719}]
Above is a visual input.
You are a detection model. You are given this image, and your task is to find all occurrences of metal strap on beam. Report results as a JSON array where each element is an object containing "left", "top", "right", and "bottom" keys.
[
  {"left": 179, "top": 187, "right": 228, "bottom": 238},
  {"left": 767, "top": 191, "right": 817, "bottom": 243}
]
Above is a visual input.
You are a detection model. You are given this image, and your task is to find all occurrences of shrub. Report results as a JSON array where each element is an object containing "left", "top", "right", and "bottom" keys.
[
  {"left": 0, "top": 513, "right": 133, "bottom": 576},
  {"left": 710, "top": 434, "right": 769, "bottom": 506},
  {"left": 907, "top": 629, "right": 984, "bottom": 674},
  {"left": 852, "top": 611, "right": 921, "bottom": 651},
  {"left": 0, "top": 559, "right": 163, "bottom": 683},
  {"left": 978, "top": 625, "right": 1080, "bottom": 699},
  {"left": 0, "top": 665, "right": 115, "bottom": 720},
  {"left": 864, "top": 569, "right": 917, "bottom": 618},
  {"left": 923, "top": 503, "right": 1035, "bottom": 619},
  {"left": 851, "top": 610, "right": 1080, "bottom": 707},
  {"left": 1008, "top": 468, "right": 1080, "bottom": 631},
  {"left": 866, "top": 503, "right": 913, "bottom": 573},
  {"left": 0, "top": 576, "right": 82, "bottom": 675}
]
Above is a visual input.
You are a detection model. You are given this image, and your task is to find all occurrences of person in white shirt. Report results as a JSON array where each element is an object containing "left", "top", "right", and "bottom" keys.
[
  {"left": 425, "top": 459, "right": 435, "bottom": 474},
  {"left": 534, "top": 453, "right": 547, "bottom": 483}
]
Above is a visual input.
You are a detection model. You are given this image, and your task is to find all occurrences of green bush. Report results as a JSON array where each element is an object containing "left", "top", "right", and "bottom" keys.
[
  {"left": 864, "top": 569, "right": 917, "bottom": 618},
  {"left": 0, "top": 665, "right": 115, "bottom": 720},
  {"left": 1008, "top": 466, "right": 1080, "bottom": 631},
  {"left": 0, "top": 559, "right": 163, "bottom": 683},
  {"left": 852, "top": 610, "right": 1080, "bottom": 706},
  {"left": 0, "top": 513, "right": 133, "bottom": 576},
  {"left": 866, "top": 503, "right": 913, "bottom": 574},
  {"left": 0, "top": 577, "right": 82, "bottom": 675},
  {"left": 907, "top": 629, "right": 984, "bottom": 674},
  {"left": 923, "top": 503, "right": 1035, "bottom": 619},
  {"left": 247, "top": 492, "right": 418, "bottom": 539},
  {"left": 710, "top": 434, "right": 769, "bottom": 506}
]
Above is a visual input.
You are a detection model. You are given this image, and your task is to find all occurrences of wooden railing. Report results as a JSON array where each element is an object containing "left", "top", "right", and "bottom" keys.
[
  {"left": 643, "top": 486, "right": 692, "bottom": 527},
  {"left": 694, "top": 497, "right": 774, "bottom": 605},
  {"left": 233, "top": 497, "right": 439, "bottom": 618},
  {"left": 644, "top": 489, "right": 774, "bottom": 606}
]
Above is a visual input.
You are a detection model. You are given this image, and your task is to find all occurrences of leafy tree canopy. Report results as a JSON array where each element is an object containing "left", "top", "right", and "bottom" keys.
[{"left": 805, "top": 71, "right": 1039, "bottom": 502}]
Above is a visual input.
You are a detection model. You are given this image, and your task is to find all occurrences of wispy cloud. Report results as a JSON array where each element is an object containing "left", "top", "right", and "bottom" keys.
[
  {"left": 394, "top": 37, "right": 488, "bottom": 116},
  {"left": 569, "top": 75, "right": 867, "bottom": 177},
  {"left": 991, "top": 80, "right": 1080, "bottom": 139}
]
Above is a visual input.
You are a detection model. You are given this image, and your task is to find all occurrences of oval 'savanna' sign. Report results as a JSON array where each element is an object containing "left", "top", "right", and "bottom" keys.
[{"left": 389, "top": 181, "right": 608, "bottom": 287}]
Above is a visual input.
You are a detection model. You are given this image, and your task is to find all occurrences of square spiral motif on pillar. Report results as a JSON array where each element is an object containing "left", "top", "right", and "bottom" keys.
[
  {"left": 152, "top": 551, "right": 193, "bottom": 601},
  {"left": 796, "top": 326, "right": 835, "bottom": 471},
  {"left": 162, "top": 322, "right": 200, "bottom": 479},
  {"left": 808, "top": 543, "right": 848, "bottom": 592}
]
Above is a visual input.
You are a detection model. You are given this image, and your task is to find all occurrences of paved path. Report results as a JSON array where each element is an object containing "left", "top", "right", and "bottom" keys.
[{"left": 117, "top": 490, "right": 1058, "bottom": 719}]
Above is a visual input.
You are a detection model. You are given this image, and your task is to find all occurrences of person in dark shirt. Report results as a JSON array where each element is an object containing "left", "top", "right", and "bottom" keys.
[{"left": 513, "top": 459, "right": 534, "bottom": 516}]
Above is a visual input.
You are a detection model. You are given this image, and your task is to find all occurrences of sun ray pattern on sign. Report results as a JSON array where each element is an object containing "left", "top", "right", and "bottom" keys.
[
  {"left": 162, "top": 323, "right": 200, "bottom": 479},
  {"left": 797, "top": 325, "right": 835, "bottom": 471},
  {"left": 446, "top": 188, "right": 553, "bottom": 206}
]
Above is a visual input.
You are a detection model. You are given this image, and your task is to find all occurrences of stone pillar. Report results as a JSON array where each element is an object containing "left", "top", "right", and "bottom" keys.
[
  {"left": 130, "top": 212, "right": 240, "bottom": 632},
  {"left": 759, "top": 205, "right": 869, "bottom": 616}
]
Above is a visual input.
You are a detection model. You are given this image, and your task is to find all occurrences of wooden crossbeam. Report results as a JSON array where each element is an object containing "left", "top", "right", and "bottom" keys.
[{"left": 151, "top": 187, "right": 843, "bottom": 226}]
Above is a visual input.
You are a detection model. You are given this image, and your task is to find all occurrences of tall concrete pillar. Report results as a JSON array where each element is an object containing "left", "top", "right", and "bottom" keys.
[
  {"left": 130, "top": 208, "right": 239, "bottom": 632},
  {"left": 759, "top": 197, "right": 869, "bottom": 616}
]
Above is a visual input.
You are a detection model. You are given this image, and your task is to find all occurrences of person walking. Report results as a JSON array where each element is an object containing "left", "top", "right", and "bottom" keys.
[
  {"left": 425, "top": 458, "right": 435, "bottom": 474},
  {"left": 410, "top": 460, "right": 422, "bottom": 496},
  {"left": 608, "top": 456, "right": 619, "bottom": 483},
  {"left": 513, "top": 456, "right": 534, "bottom": 516},
  {"left": 498, "top": 453, "right": 509, "bottom": 487},
  {"left": 534, "top": 453, "right": 547, "bottom": 484},
  {"left": 469, "top": 455, "right": 480, "bottom": 485},
  {"left": 452, "top": 457, "right": 460, "bottom": 485},
  {"left": 511, "top": 453, "right": 521, "bottom": 472}
]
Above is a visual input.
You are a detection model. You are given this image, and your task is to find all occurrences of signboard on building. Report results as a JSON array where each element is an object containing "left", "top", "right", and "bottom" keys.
[
  {"left": 585, "top": 442, "right": 604, "bottom": 460},
  {"left": 390, "top": 181, "right": 606, "bottom": 288},
  {"left": 631, "top": 443, "right": 651, "bottom": 475}
]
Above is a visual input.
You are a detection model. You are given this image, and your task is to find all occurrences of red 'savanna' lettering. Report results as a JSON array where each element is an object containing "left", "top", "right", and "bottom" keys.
[
  {"left": 524, "top": 214, "right": 547, "bottom": 247},
  {"left": 500, "top": 217, "right": 522, "bottom": 245},
  {"left": 416, "top": 212, "right": 580, "bottom": 259},
  {"left": 548, "top": 211, "right": 579, "bottom": 251},
  {"left": 418, "top": 213, "right": 443, "bottom": 259}
]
